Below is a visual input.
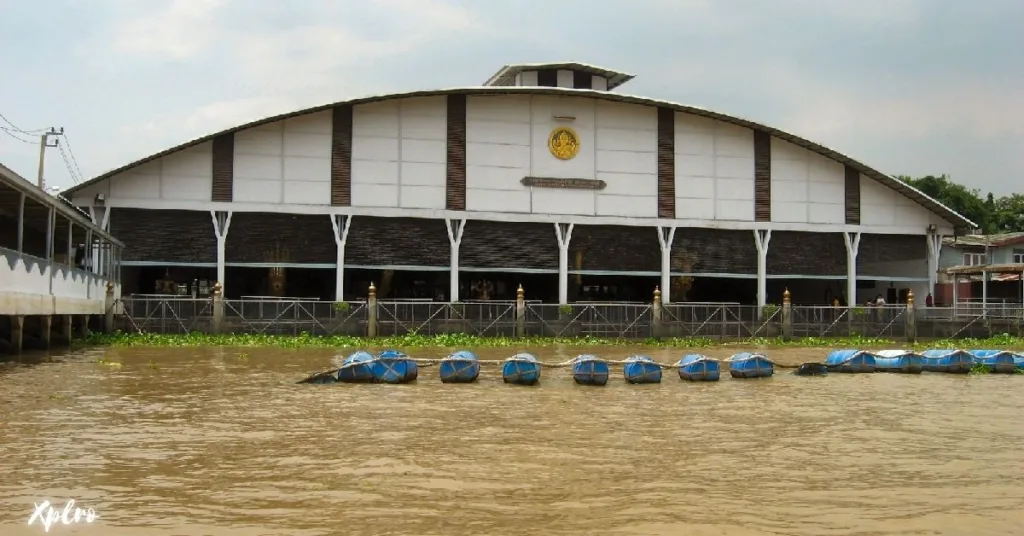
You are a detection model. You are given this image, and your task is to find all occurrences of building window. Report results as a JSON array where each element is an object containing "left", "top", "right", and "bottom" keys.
[
  {"left": 963, "top": 253, "right": 987, "bottom": 266},
  {"left": 1014, "top": 251, "right": 1024, "bottom": 264}
]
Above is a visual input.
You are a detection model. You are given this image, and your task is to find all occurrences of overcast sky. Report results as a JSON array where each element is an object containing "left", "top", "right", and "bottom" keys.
[{"left": 1, "top": 0, "right": 1021, "bottom": 195}]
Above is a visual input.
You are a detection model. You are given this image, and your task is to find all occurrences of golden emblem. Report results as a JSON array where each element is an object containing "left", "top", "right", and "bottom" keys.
[{"left": 548, "top": 127, "right": 580, "bottom": 160}]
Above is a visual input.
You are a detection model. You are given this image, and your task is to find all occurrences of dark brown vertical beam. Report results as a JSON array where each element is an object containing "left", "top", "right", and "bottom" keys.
[
  {"left": 211, "top": 133, "right": 234, "bottom": 202},
  {"left": 573, "top": 71, "right": 592, "bottom": 90},
  {"left": 331, "top": 105, "right": 353, "bottom": 206},
  {"left": 446, "top": 94, "right": 467, "bottom": 211},
  {"left": 536, "top": 69, "right": 558, "bottom": 87},
  {"left": 844, "top": 164, "right": 861, "bottom": 225},
  {"left": 657, "top": 107, "right": 675, "bottom": 219},
  {"left": 753, "top": 131, "right": 771, "bottom": 222}
]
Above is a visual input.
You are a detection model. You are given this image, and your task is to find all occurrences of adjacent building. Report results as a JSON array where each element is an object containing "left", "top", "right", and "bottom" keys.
[{"left": 61, "top": 61, "right": 975, "bottom": 307}]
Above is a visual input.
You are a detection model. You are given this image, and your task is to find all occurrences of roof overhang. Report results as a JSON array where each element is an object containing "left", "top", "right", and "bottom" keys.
[
  {"left": 944, "top": 262, "right": 1024, "bottom": 275},
  {"left": 63, "top": 86, "right": 976, "bottom": 232},
  {"left": 483, "top": 62, "right": 635, "bottom": 90}
]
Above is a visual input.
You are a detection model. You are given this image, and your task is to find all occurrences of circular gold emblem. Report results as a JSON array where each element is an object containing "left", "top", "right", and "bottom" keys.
[{"left": 548, "top": 127, "right": 580, "bottom": 160}]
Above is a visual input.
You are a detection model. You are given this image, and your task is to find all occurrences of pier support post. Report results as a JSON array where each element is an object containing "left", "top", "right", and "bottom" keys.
[
  {"left": 61, "top": 315, "right": 72, "bottom": 343},
  {"left": 554, "top": 223, "right": 574, "bottom": 305},
  {"left": 211, "top": 211, "right": 232, "bottom": 295},
  {"left": 925, "top": 233, "right": 942, "bottom": 297},
  {"left": 445, "top": 219, "right": 466, "bottom": 302},
  {"left": 652, "top": 287, "right": 663, "bottom": 339},
  {"left": 656, "top": 226, "right": 676, "bottom": 304},
  {"left": 516, "top": 285, "right": 526, "bottom": 337},
  {"left": 330, "top": 215, "right": 352, "bottom": 302},
  {"left": 781, "top": 288, "right": 793, "bottom": 341},
  {"left": 753, "top": 230, "right": 771, "bottom": 318},
  {"left": 39, "top": 315, "right": 52, "bottom": 349},
  {"left": 104, "top": 281, "right": 115, "bottom": 333},
  {"left": 905, "top": 289, "right": 917, "bottom": 343},
  {"left": 367, "top": 283, "right": 378, "bottom": 338},
  {"left": 76, "top": 316, "right": 89, "bottom": 338},
  {"left": 11, "top": 315, "right": 25, "bottom": 354},
  {"left": 211, "top": 282, "right": 224, "bottom": 334}
]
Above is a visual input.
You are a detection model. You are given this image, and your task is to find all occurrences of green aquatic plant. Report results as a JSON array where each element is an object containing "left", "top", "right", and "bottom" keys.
[
  {"left": 968, "top": 362, "right": 991, "bottom": 375},
  {"left": 332, "top": 301, "right": 351, "bottom": 313}
]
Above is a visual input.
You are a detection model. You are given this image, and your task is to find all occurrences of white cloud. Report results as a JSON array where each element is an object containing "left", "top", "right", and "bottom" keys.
[{"left": 108, "top": 0, "right": 230, "bottom": 60}]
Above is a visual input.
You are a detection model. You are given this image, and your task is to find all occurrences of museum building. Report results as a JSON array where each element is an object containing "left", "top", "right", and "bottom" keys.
[{"left": 62, "top": 62, "right": 974, "bottom": 308}]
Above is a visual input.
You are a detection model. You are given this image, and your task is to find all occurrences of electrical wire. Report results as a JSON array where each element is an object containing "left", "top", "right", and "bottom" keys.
[
  {"left": 0, "top": 126, "right": 35, "bottom": 144},
  {"left": 0, "top": 112, "right": 47, "bottom": 135}
]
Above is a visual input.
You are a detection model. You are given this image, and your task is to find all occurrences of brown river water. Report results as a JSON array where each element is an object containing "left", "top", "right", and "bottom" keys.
[{"left": 1, "top": 346, "right": 1023, "bottom": 536}]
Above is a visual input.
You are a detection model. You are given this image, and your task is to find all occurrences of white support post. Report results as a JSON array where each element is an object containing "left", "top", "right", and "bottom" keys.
[
  {"left": 982, "top": 270, "right": 988, "bottom": 316},
  {"left": 210, "top": 211, "right": 232, "bottom": 293},
  {"left": 753, "top": 229, "right": 771, "bottom": 315},
  {"left": 843, "top": 232, "right": 861, "bottom": 308},
  {"left": 445, "top": 219, "right": 466, "bottom": 302},
  {"left": 554, "top": 223, "right": 574, "bottom": 305},
  {"left": 656, "top": 226, "right": 676, "bottom": 305},
  {"left": 926, "top": 232, "right": 942, "bottom": 298},
  {"left": 330, "top": 215, "right": 353, "bottom": 302},
  {"left": 88, "top": 206, "right": 110, "bottom": 274}
]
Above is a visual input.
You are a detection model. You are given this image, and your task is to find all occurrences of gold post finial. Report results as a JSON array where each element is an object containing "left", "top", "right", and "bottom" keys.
[
  {"left": 783, "top": 288, "right": 791, "bottom": 304},
  {"left": 906, "top": 289, "right": 914, "bottom": 306},
  {"left": 653, "top": 286, "right": 662, "bottom": 301},
  {"left": 516, "top": 284, "right": 524, "bottom": 300},
  {"left": 212, "top": 281, "right": 222, "bottom": 296},
  {"left": 368, "top": 282, "right": 376, "bottom": 299},
  {"left": 105, "top": 281, "right": 115, "bottom": 294}
]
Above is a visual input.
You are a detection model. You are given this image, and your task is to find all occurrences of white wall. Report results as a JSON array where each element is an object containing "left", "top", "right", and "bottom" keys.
[
  {"left": 350, "top": 97, "right": 448, "bottom": 209},
  {"left": 860, "top": 175, "right": 949, "bottom": 230},
  {"left": 674, "top": 112, "right": 755, "bottom": 221},
  {"left": 70, "top": 142, "right": 213, "bottom": 205},
  {"left": 232, "top": 110, "right": 332, "bottom": 205},
  {"left": 769, "top": 138, "right": 845, "bottom": 224},
  {"left": 465, "top": 95, "right": 657, "bottom": 217}
]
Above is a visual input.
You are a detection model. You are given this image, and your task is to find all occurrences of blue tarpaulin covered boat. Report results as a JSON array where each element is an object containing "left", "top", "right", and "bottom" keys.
[
  {"left": 623, "top": 355, "right": 662, "bottom": 384},
  {"left": 677, "top": 354, "right": 721, "bottom": 382},
  {"left": 727, "top": 352, "right": 774, "bottom": 379},
  {"left": 825, "top": 349, "right": 876, "bottom": 373},
  {"left": 370, "top": 350, "right": 418, "bottom": 383},
  {"left": 871, "top": 350, "right": 924, "bottom": 374},
  {"left": 968, "top": 350, "right": 1017, "bottom": 373},
  {"left": 337, "top": 350, "right": 375, "bottom": 382},
  {"left": 439, "top": 350, "right": 481, "bottom": 383},
  {"left": 502, "top": 353, "right": 541, "bottom": 385},
  {"left": 572, "top": 355, "right": 609, "bottom": 386},
  {"left": 920, "top": 349, "right": 973, "bottom": 373}
]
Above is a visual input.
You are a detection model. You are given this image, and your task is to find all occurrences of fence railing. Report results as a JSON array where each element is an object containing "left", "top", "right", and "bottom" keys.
[{"left": 111, "top": 295, "right": 1024, "bottom": 340}]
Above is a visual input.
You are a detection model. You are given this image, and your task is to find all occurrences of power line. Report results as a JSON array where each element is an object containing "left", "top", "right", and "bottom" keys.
[
  {"left": 57, "top": 141, "right": 84, "bottom": 184},
  {"left": 60, "top": 132, "right": 87, "bottom": 183},
  {"left": 0, "top": 112, "right": 48, "bottom": 135},
  {"left": 0, "top": 126, "right": 35, "bottom": 144}
]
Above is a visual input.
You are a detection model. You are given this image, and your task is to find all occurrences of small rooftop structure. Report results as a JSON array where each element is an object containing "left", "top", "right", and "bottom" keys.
[{"left": 483, "top": 61, "right": 635, "bottom": 91}]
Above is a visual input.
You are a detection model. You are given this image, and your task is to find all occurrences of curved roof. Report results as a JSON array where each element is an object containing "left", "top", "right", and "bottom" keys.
[{"left": 65, "top": 86, "right": 976, "bottom": 230}]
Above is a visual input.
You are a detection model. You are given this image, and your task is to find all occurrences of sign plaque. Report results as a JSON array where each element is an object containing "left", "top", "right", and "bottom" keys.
[{"left": 521, "top": 177, "right": 607, "bottom": 190}]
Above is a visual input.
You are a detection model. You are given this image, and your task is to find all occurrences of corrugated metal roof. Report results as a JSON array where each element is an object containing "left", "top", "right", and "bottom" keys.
[
  {"left": 63, "top": 86, "right": 977, "bottom": 231},
  {"left": 944, "top": 262, "right": 1024, "bottom": 275},
  {"left": 943, "top": 232, "right": 1024, "bottom": 248},
  {"left": 483, "top": 62, "right": 636, "bottom": 90}
]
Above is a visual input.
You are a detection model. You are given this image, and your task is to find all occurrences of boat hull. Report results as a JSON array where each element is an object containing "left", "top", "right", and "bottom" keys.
[
  {"left": 825, "top": 350, "right": 875, "bottom": 373},
  {"left": 337, "top": 351, "right": 375, "bottom": 383},
  {"left": 678, "top": 355, "right": 721, "bottom": 381},
  {"left": 920, "top": 350, "right": 973, "bottom": 373},
  {"left": 439, "top": 350, "right": 480, "bottom": 383},
  {"left": 502, "top": 354, "right": 541, "bottom": 385},
  {"left": 871, "top": 352, "right": 924, "bottom": 374},
  {"left": 573, "top": 356, "right": 609, "bottom": 386},
  {"left": 623, "top": 357, "right": 662, "bottom": 384},
  {"left": 969, "top": 350, "right": 1017, "bottom": 374},
  {"left": 729, "top": 353, "right": 774, "bottom": 379}
]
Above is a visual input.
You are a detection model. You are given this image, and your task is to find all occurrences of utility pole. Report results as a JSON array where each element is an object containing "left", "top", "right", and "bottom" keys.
[{"left": 36, "top": 127, "right": 63, "bottom": 190}]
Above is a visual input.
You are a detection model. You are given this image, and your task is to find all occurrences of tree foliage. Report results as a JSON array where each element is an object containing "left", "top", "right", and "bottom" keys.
[{"left": 899, "top": 175, "right": 1023, "bottom": 234}]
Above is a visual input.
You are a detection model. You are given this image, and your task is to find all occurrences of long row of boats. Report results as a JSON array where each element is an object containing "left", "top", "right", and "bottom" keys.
[
  {"left": 305, "top": 349, "right": 1024, "bottom": 386},
  {"left": 825, "top": 349, "right": 1024, "bottom": 374}
]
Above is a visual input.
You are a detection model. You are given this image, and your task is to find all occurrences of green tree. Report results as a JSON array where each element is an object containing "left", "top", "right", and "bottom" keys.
[
  {"left": 899, "top": 174, "right": 992, "bottom": 232},
  {"left": 991, "top": 194, "right": 1024, "bottom": 233}
]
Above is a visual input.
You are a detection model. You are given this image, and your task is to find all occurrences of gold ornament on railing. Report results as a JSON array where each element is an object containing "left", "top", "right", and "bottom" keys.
[
  {"left": 653, "top": 286, "right": 662, "bottom": 303},
  {"left": 783, "top": 288, "right": 791, "bottom": 304},
  {"left": 212, "top": 281, "right": 222, "bottom": 297},
  {"left": 516, "top": 284, "right": 524, "bottom": 300},
  {"left": 368, "top": 282, "right": 376, "bottom": 299},
  {"left": 906, "top": 289, "right": 914, "bottom": 306}
]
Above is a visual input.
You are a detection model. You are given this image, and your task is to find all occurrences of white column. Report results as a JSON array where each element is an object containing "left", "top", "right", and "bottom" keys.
[
  {"left": 330, "top": 215, "right": 352, "bottom": 302},
  {"left": 87, "top": 206, "right": 110, "bottom": 274},
  {"left": 210, "top": 211, "right": 232, "bottom": 292},
  {"left": 925, "top": 232, "right": 942, "bottom": 297},
  {"left": 981, "top": 270, "right": 988, "bottom": 315},
  {"left": 445, "top": 218, "right": 466, "bottom": 302},
  {"left": 843, "top": 231, "right": 861, "bottom": 307},
  {"left": 753, "top": 229, "right": 771, "bottom": 314},
  {"left": 554, "top": 223, "right": 574, "bottom": 305},
  {"left": 656, "top": 226, "right": 676, "bottom": 305}
]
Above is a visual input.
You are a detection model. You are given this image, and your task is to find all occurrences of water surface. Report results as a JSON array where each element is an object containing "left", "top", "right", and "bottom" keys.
[{"left": 1, "top": 346, "right": 1022, "bottom": 535}]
